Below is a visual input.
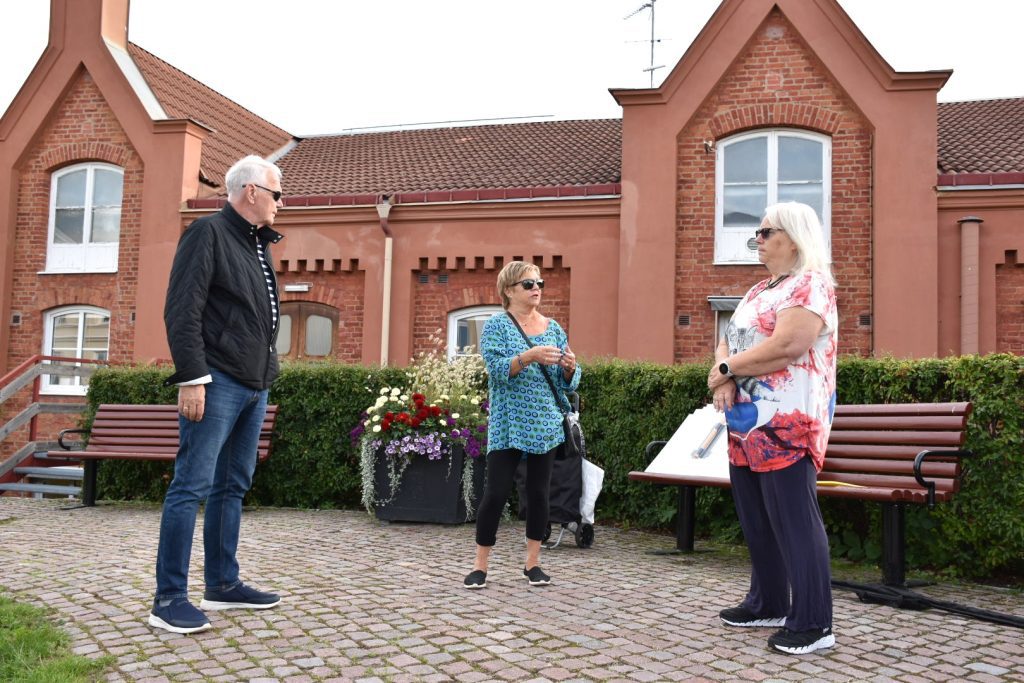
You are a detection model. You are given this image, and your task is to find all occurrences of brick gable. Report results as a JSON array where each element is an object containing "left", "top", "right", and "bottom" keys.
[{"left": 673, "top": 9, "right": 871, "bottom": 362}]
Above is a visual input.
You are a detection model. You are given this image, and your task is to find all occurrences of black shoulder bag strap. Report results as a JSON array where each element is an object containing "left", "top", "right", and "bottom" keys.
[{"left": 506, "top": 312, "right": 571, "bottom": 415}]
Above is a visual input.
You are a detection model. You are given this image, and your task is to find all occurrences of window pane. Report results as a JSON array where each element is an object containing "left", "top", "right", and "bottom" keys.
[
  {"left": 724, "top": 137, "right": 767, "bottom": 183},
  {"left": 91, "top": 207, "right": 121, "bottom": 242},
  {"left": 778, "top": 137, "right": 823, "bottom": 182},
  {"left": 457, "top": 317, "right": 489, "bottom": 354},
  {"left": 55, "top": 208, "right": 85, "bottom": 243},
  {"left": 51, "top": 314, "right": 80, "bottom": 350},
  {"left": 723, "top": 185, "right": 767, "bottom": 227},
  {"left": 82, "top": 313, "right": 110, "bottom": 350},
  {"left": 277, "top": 315, "right": 292, "bottom": 355},
  {"left": 778, "top": 183, "right": 823, "bottom": 220},
  {"left": 56, "top": 170, "right": 87, "bottom": 207},
  {"left": 304, "top": 315, "right": 332, "bottom": 356},
  {"left": 92, "top": 169, "right": 124, "bottom": 206}
]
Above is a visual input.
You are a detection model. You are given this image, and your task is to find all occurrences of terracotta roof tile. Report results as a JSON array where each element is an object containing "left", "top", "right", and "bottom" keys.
[
  {"left": 937, "top": 97, "right": 1024, "bottom": 174},
  {"left": 275, "top": 119, "right": 622, "bottom": 196},
  {"left": 127, "top": 43, "right": 294, "bottom": 189}
]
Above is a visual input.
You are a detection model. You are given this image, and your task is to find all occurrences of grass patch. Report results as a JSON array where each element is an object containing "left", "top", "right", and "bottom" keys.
[{"left": 0, "top": 594, "right": 110, "bottom": 683}]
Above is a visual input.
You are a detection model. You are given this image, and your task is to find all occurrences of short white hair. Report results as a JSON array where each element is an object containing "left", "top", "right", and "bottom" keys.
[
  {"left": 224, "top": 155, "right": 282, "bottom": 197},
  {"left": 764, "top": 202, "right": 835, "bottom": 286}
]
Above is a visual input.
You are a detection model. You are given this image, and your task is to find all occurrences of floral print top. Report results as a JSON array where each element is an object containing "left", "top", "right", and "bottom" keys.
[
  {"left": 480, "top": 313, "right": 581, "bottom": 455},
  {"left": 723, "top": 270, "right": 838, "bottom": 473}
]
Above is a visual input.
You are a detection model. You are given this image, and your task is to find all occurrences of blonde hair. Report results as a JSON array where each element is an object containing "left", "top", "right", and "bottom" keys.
[
  {"left": 496, "top": 261, "right": 540, "bottom": 309},
  {"left": 764, "top": 202, "right": 835, "bottom": 286}
]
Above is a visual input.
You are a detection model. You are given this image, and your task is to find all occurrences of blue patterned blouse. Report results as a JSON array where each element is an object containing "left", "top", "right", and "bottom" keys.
[{"left": 481, "top": 313, "right": 581, "bottom": 456}]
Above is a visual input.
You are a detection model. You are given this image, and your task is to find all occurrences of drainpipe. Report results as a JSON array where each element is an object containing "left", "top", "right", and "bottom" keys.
[
  {"left": 376, "top": 195, "right": 395, "bottom": 366},
  {"left": 958, "top": 215, "right": 983, "bottom": 355}
]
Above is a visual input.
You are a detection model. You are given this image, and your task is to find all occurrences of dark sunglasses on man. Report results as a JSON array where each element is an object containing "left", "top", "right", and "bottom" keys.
[
  {"left": 251, "top": 183, "right": 282, "bottom": 202},
  {"left": 512, "top": 278, "right": 545, "bottom": 290}
]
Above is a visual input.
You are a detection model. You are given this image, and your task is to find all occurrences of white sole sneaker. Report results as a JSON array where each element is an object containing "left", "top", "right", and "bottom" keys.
[
  {"left": 199, "top": 598, "right": 280, "bottom": 610},
  {"left": 722, "top": 615, "right": 786, "bottom": 628},
  {"left": 148, "top": 613, "right": 211, "bottom": 634},
  {"left": 769, "top": 631, "right": 836, "bottom": 654}
]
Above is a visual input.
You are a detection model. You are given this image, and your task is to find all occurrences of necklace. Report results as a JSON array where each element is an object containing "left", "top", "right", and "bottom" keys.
[{"left": 764, "top": 274, "right": 789, "bottom": 289}]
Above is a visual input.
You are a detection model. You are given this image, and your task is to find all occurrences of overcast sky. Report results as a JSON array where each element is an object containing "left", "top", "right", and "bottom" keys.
[{"left": 2, "top": 1, "right": 1021, "bottom": 136}]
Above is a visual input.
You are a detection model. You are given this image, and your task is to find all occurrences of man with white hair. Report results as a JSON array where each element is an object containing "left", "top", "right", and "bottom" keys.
[{"left": 149, "top": 155, "right": 285, "bottom": 634}]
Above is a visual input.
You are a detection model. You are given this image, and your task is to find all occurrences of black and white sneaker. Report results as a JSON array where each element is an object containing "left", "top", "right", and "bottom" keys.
[
  {"left": 523, "top": 566, "right": 551, "bottom": 586},
  {"left": 463, "top": 570, "right": 487, "bottom": 589},
  {"left": 768, "top": 627, "right": 835, "bottom": 654},
  {"left": 719, "top": 606, "right": 786, "bottom": 628}
]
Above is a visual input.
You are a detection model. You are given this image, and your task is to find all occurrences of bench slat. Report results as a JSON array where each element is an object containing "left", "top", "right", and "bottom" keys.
[
  {"left": 821, "top": 457, "right": 960, "bottom": 479},
  {"left": 824, "top": 444, "right": 961, "bottom": 460},
  {"left": 827, "top": 430, "right": 965, "bottom": 447},
  {"left": 830, "top": 415, "right": 968, "bottom": 430},
  {"left": 832, "top": 402, "right": 971, "bottom": 417}
]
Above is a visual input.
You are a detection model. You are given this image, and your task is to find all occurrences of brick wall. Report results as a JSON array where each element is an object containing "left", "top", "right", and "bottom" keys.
[
  {"left": 3, "top": 71, "right": 143, "bottom": 456},
  {"left": 995, "top": 254, "right": 1024, "bottom": 354},
  {"left": 411, "top": 261, "right": 571, "bottom": 360},
  {"left": 673, "top": 9, "right": 872, "bottom": 362}
]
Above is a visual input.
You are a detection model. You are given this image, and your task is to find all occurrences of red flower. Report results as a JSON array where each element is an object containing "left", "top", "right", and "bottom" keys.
[
  {"left": 429, "top": 405, "right": 441, "bottom": 417},
  {"left": 411, "top": 417, "right": 422, "bottom": 427},
  {"left": 384, "top": 412, "right": 394, "bottom": 419},
  {"left": 416, "top": 408, "right": 429, "bottom": 420},
  {"left": 412, "top": 393, "right": 425, "bottom": 403}
]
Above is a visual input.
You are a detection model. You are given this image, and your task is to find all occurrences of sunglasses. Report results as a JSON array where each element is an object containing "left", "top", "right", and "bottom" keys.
[
  {"left": 754, "top": 227, "right": 783, "bottom": 240},
  {"left": 252, "top": 183, "right": 283, "bottom": 202},
  {"left": 512, "top": 278, "right": 545, "bottom": 290}
]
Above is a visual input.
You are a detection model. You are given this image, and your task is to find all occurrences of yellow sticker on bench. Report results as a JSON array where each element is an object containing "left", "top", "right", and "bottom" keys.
[{"left": 816, "top": 480, "right": 866, "bottom": 488}]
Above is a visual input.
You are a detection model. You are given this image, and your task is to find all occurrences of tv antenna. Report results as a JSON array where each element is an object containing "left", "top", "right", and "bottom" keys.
[{"left": 625, "top": 0, "right": 664, "bottom": 87}]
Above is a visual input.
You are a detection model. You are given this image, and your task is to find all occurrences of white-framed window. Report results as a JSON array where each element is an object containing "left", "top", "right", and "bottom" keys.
[
  {"left": 277, "top": 302, "right": 338, "bottom": 360},
  {"left": 45, "top": 162, "right": 123, "bottom": 273},
  {"left": 708, "top": 296, "right": 742, "bottom": 349},
  {"left": 714, "top": 129, "right": 831, "bottom": 264},
  {"left": 41, "top": 306, "right": 110, "bottom": 395},
  {"left": 448, "top": 306, "right": 501, "bottom": 360}
]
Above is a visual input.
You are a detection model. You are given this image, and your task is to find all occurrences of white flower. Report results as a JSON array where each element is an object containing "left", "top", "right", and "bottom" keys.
[
  {"left": 372, "top": 425, "right": 382, "bottom": 433},
  {"left": 380, "top": 387, "right": 390, "bottom": 395},
  {"left": 372, "top": 415, "right": 381, "bottom": 422},
  {"left": 391, "top": 388, "right": 401, "bottom": 396},
  {"left": 363, "top": 420, "right": 371, "bottom": 428},
  {"left": 460, "top": 394, "right": 468, "bottom": 400},
  {"left": 470, "top": 397, "right": 480, "bottom": 405},
  {"left": 400, "top": 394, "right": 409, "bottom": 402},
  {"left": 451, "top": 413, "right": 460, "bottom": 419},
  {"left": 440, "top": 394, "right": 449, "bottom": 401},
  {"left": 374, "top": 396, "right": 387, "bottom": 408}
]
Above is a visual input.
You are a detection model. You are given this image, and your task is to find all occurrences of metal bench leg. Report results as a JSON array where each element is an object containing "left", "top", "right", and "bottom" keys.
[
  {"left": 881, "top": 502, "right": 905, "bottom": 587},
  {"left": 648, "top": 485, "right": 697, "bottom": 555},
  {"left": 82, "top": 460, "right": 98, "bottom": 507}
]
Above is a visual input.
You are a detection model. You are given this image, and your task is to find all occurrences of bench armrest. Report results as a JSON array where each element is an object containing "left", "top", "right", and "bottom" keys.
[
  {"left": 645, "top": 440, "right": 667, "bottom": 462},
  {"left": 913, "top": 448, "right": 972, "bottom": 508},
  {"left": 57, "top": 428, "right": 88, "bottom": 451}
]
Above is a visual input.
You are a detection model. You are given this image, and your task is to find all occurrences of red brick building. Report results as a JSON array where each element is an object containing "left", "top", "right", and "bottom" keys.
[{"left": 1, "top": 0, "right": 1021, "bottom": 409}]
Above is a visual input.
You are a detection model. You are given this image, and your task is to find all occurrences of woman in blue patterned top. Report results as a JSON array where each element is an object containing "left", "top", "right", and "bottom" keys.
[{"left": 463, "top": 261, "right": 581, "bottom": 589}]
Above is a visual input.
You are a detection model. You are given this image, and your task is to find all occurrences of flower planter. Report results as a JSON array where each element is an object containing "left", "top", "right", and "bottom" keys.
[{"left": 373, "top": 445, "right": 486, "bottom": 524}]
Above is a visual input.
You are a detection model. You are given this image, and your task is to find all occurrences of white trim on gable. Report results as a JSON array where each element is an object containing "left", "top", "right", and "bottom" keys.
[{"left": 104, "top": 38, "right": 166, "bottom": 120}]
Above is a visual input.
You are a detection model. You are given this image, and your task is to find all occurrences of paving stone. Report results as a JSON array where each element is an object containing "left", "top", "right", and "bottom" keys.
[{"left": 1, "top": 498, "right": 1021, "bottom": 683}]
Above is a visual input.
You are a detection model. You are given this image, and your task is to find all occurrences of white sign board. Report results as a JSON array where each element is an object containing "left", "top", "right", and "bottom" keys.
[{"left": 645, "top": 405, "right": 731, "bottom": 484}]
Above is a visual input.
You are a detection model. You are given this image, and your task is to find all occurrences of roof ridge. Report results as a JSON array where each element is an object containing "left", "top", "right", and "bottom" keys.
[
  {"left": 301, "top": 117, "right": 622, "bottom": 140},
  {"left": 126, "top": 41, "right": 291, "bottom": 137},
  {"left": 939, "top": 95, "right": 1024, "bottom": 107}
]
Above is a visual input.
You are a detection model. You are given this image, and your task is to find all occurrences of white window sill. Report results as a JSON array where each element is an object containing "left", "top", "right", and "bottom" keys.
[
  {"left": 39, "top": 387, "right": 89, "bottom": 397},
  {"left": 38, "top": 269, "right": 118, "bottom": 275}
]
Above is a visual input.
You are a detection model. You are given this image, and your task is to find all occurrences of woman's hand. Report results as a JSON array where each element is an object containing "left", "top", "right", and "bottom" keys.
[
  {"left": 711, "top": 381, "right": 735, "bottom": 412},
  {"left": 558, "top": 344, "right": 577, "bottom": 378},
  {"left": 707, "top": 364, "right": 731, "bottom": 392},
  {"left": 526, "top": 345, "right": 564, "bottom": 366}
]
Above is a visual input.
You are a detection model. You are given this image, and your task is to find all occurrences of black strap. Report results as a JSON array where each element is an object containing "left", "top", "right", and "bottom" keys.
[{"left": 506, "top": 313, "right": 570, "bottom": 414}]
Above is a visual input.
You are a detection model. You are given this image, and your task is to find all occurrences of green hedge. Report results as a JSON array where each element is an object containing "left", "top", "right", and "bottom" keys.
[{"left": 85, "top": 354, "right": 1024, "bottom": 580}]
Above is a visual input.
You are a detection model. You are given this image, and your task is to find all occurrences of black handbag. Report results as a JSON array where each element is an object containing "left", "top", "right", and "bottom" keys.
[{"left": 506, "top": 313, "right": 585, "bottom": 459}]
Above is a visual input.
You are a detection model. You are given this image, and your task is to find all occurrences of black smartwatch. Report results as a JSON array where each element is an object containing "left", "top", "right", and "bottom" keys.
[{"left": 719, "top": 361, "right": 734, "bottom": 377}]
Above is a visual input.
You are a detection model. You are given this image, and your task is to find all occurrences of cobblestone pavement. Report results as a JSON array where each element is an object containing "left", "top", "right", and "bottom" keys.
[{"left": 1, "top": 498, "right": 1021, "bottom": 683}]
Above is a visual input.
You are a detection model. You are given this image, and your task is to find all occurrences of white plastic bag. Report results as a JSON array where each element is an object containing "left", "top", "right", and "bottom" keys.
[{"left": 580, "top": 458, "right": 604, "bottom": 525}]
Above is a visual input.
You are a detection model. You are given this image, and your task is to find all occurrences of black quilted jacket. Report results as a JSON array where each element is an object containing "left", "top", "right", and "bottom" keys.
[{"left": 163, "top": 202, "right": 283, "bottom": 390}]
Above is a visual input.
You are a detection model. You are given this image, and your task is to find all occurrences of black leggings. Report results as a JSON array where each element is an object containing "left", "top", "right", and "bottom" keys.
[{"left": 474, "top": 447, "right": 556, "bottom": 547}]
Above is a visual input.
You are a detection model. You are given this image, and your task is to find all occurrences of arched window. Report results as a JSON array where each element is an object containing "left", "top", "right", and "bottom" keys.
[
  {"left": 278, "top": 302, "right": 338, "bottom": 360},
  {"left": 715, "top": 129, "right": 831, "bottom": 264},
  {"left": 448, "top": 306, "right": 501, "bottom": 360},
  {"left": 41, "top": 306, "right": 110, "bottom": 395},
  {"left": 46, "top": 162, "right": 124, "bottom": 273}
]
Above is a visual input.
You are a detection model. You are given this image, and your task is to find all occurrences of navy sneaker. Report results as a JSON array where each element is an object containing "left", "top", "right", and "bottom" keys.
[
  {"left": 720, "top": 606, "right": 786, "bottom": 628},
  {"left": 523, "top": 566, "right": 551, "bottom": 586},
  {"left": 768, "top": 626, "right": 835, "bottom": 654},
  {"left": 463, "top": 570, "right": 487, "bottom": 589},
  {"left": 199, "top": 582, "right": 281, "bottom": 611},
  {"left": 148, "top": 598, "right": 211, "bottom": 634}
]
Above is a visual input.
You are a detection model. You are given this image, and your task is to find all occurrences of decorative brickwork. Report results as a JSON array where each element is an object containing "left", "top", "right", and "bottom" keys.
[
  {"left": 278, "top": 272, "right": 366, "bottom": 363},
  {"left": 7, "top": 71, "right": 141, "bottom": 372},
  {"left": 411, "top": 262, "right": 571, "bottom": 361},
  {"left": 996, "top": 252, "right": 1024, "bottom": 354},
  {"left": 674, "top": 9, "right": 872, "bottom": 362}
]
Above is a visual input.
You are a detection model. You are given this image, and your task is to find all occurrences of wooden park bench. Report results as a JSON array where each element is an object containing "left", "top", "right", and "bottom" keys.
[
  {"left": 629, "top": 402, "right": 972, "bottom": 586},
  {"left": 48, "top": 404, "right": 278, "bottom": 507}
]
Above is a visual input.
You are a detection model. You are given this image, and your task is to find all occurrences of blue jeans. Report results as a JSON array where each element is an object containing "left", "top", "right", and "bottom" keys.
[{"left": 155, "top": 368, "right": 269, "bottom": 600}]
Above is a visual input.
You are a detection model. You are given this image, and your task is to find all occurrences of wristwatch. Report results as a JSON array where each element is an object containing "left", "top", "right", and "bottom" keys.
[{"left": 719, "top": 361, "right": 734, "bottom": 377}]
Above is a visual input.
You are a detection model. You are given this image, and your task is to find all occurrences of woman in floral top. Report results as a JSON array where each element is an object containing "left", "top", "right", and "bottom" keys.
[
  {"left": 707, "top": 202, "right": 838, "bottom": 655},
  {"left": 463, "top": 261, "right": 580, "bottom": 590}
]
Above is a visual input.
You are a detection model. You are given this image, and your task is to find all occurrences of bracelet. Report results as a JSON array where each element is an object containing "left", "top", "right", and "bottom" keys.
[{"left": 516, "top": 355, "right": 526, "bottom": 371}]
